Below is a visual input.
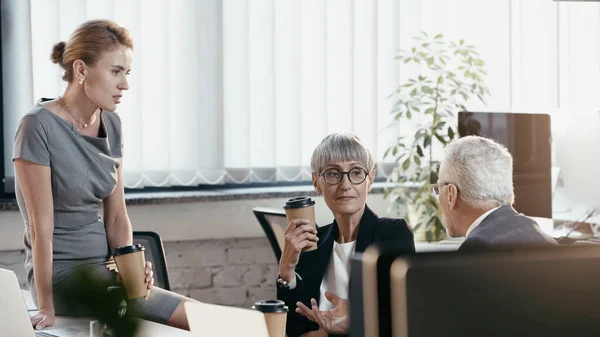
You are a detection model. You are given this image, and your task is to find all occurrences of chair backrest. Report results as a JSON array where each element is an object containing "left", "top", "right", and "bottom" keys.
[
  {"left": 133, "top": 231, "right": 171, "bottom": 291},
  {"left": 252, "top": 207, "right": 288, "bottom": 262}
]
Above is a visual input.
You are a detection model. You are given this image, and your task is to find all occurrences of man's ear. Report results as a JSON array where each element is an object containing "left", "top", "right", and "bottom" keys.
[
  {"left": 447, "top": 184, "right": 459, "bottom": 210},
  {"left": 312, "top": 172, "right": 322, "bottom": 195}
]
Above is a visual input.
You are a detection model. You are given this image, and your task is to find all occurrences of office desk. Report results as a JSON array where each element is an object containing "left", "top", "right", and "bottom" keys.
[
  {"left": 23, "top": 291, "right": 190, "bottom": 337},
  {"left": 41, "top": 316, "right": 191, "bottom": 337}
]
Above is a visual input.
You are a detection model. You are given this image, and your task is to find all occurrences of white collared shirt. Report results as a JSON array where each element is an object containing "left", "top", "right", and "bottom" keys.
[
  {"left": 318, "top": 240, "right": 356, "bottom": 311},
  {"left": 465, "top": 206, "right": 501, "bottom": 238}
]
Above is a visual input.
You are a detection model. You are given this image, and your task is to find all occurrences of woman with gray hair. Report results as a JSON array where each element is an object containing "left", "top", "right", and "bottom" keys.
[
  {"left": 277, "top": 133, "right": 415, "bottom": 337},
  {"left": 433, "top": 135, "right": 556, "bottom": 251}
]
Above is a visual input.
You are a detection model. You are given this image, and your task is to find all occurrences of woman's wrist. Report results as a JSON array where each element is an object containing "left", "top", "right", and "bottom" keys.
[
  {"left": 279, "top": 268, "right": 295, "bottom": 283},
  {"left": 38, "top": 305, "right": 55, "bottom": 314}
]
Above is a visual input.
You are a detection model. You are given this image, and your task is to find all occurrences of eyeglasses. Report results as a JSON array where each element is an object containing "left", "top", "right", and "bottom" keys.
[
  {"left": 318, "top": 167, "right": 369, "bottom": 185},
  {"left": 430, "top": 182, "right": 453, "bottom": 196}
]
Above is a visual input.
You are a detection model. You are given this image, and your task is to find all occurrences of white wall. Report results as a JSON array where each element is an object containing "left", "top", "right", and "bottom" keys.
[{"left": 0, "top": 193, "right": 391, "bottom": 251}]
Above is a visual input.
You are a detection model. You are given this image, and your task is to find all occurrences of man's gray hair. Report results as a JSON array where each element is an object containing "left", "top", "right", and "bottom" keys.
[
  {"left": 443, "top": 135, "right": 514, "bottom": 205},
  {"left": 311, "top": 133, "right": 374, "bottom": 173}
]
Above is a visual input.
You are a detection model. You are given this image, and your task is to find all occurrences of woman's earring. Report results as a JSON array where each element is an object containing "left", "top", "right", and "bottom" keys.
[{"left": 79, "top": 77, "right": 84, "bottom": 85}]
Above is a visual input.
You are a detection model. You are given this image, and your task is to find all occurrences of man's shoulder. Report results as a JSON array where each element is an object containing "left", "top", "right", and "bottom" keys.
[{"left": 466, "top": 211, "right": 557, "bottom": 248}]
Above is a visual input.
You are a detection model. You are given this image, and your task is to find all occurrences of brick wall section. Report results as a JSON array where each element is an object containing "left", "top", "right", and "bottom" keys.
[
  {"left": 0, "top": 237, "right": 278, "bottom": 309},
  {"left": 165, "top": 238, "right": 279, "bottom": 308}
]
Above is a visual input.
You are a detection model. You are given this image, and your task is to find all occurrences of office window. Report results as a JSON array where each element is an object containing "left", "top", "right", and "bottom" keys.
[{"left": 2, "top": 0, "right": 599, "bottom": 189}]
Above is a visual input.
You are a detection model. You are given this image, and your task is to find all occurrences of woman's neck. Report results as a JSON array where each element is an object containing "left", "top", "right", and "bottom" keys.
[
  {"left": 334, "top": 205, "right": 366, "bottom": 243},
  {"left": 61, "top": 85, "right": 100, "bottom": 121}
]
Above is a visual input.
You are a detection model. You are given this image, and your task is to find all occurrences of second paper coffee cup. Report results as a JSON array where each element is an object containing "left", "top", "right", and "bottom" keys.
[
  {"left": 113, "top": 244, "right": 147, "bottom": 299},
  {"left": 283, "top": 196, "right": 317, "bottom": 251},
  {"left": 251, "top": 300, "right": 288, "bottom": 337}
]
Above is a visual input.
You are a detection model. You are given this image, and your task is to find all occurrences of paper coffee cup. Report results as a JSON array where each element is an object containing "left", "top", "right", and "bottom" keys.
[
  {"left": 283, "top": 197, "right": 317, "bottom": 251},
  {"left": 251, "top": 300, "right": 288, "bottom": 337},
  {"left": 113, "top": 244, "right": 147, "bottom": 299}
]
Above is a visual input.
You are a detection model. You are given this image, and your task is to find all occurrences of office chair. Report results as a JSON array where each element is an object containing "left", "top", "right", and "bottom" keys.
[
  {"left": 107, "top": 231, "right": 172, "bottom": 291},
  {"left": 132, "top": 231, "right": 171, "bottom": 291},
  {"left": 252, "top": 207, "right": 289, "bottom": 262}
]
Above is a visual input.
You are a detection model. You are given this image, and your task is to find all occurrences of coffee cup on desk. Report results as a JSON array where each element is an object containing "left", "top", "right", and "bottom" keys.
[
  {"left": 113, "top": 244, "right": 147, "bottom": 299},
  {"left": 283, "top": 197, "right": 317, "bottom": 251},
  {"left": 251, "top": 300, "right": 288, "bottom": 337}
]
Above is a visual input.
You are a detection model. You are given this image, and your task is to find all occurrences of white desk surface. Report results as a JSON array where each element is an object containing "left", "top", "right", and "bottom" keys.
[
  {"left": 38, "top": 316, "right": 191, "bottom": 337},
  {"left": 22, "top": 291, "right": 190, "bottom": 337}
]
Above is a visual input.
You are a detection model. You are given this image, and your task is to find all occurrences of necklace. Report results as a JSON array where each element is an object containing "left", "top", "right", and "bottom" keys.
[{"left": 58, "top": 96, "right": 96, "bottom": 128}]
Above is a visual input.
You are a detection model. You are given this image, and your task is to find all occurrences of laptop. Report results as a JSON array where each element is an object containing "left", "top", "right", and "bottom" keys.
[
  {"left": 0, "top": 268, "right": 62, "bottom": 337},
  {"left": 184, "top": 302, "right": 269, "bottom": 337}
]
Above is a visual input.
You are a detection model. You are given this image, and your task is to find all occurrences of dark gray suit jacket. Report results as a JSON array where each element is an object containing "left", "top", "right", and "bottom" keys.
[{"left": 459, "top": 205, "right": 557, "bottom": 251}]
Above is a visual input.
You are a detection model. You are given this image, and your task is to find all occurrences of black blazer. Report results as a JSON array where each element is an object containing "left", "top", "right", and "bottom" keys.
[
  {"left": 277, "top": 205, "right": 415, "bottom": 337},
  {"left": 460, "top": 205, "right": 558, "bottom": 251}
]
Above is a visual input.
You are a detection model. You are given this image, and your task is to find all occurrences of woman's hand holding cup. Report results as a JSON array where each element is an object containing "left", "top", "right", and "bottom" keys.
[
  {"left": 144, "top": 261, "right": 154, "bottom": 300},
  {"left": 279, "top": 218, "right": 319, "bottom": 282}
]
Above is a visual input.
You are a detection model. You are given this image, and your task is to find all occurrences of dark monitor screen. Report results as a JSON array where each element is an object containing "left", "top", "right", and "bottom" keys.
[
  {"left": 458, "top": 111, "right": 552, "bottom": 218},
  {"left": 388, "top": 245, "right": 600, "bottom": 337}
]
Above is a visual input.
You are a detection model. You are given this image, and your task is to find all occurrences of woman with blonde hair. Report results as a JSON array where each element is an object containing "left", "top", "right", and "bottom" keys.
[{"left": 14, "top": 20, "right": 198, "bottom": 331}]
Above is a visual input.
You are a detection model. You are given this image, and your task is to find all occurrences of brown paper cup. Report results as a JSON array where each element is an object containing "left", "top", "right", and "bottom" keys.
[
  {"left": 113, "top": 244, "right": 147, "bottom": 299},
  {"left": 251, "top": 300, "right": 288, "bottom": 337},
  {"left": 284, "top": 197, "right": 317, "bottom": 252}
]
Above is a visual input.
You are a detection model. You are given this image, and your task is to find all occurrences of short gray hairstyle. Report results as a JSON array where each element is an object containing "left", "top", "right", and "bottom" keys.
[
  {"left": 311, "top": 133, "right": 374, "bottom": 173},
  {"left": 442, "top": 135, "right": 514, "bottom": 205}
]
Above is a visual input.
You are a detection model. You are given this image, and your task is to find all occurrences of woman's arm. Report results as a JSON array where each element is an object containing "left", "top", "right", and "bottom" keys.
[
  {"left": 103, "top": 164, "right": 132, "bottom": 251},
  {"left": 103, "top": 164, "right": 155, "bottom": 298},
  {"left": 15, "top": 159, "right": 55, "bottom": 327}
]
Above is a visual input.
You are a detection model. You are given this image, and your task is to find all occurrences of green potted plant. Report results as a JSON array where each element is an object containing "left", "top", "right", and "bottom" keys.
[{"left": 384, "top": 32, "right": 490, "bottom": 241}]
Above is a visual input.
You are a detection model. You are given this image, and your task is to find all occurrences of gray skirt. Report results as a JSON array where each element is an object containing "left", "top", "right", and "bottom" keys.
[{"left": 30, "top": 262, "right": 183, "bottom": 325}]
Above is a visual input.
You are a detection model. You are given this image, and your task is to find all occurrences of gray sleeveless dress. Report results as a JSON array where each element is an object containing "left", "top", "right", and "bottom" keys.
[{"left": 13, "top": 100, "right": 182, "bottom": 323}]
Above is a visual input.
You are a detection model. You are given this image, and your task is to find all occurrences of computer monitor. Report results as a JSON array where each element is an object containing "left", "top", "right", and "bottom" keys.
[
  {"left": 387, "top": 245, "right": 600, "bottom": 337},
  {"left": 552, "top": 110, "right": 600, "bottom": 216},
  {"left": 457, "top": 111, "right": 552, "bottom": 218}
]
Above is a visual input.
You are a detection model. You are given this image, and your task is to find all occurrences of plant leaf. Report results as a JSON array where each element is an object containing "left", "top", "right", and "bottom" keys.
[
  {"left": 434, "top": 133, "right": 447, "bottom": 145},
  {"left": 448, "top": 126, "right": 455, "bottom": 140},
  {"left": 422, "top": 86, "right": 434, "bottom": 94},
  {"left": 416, "top": 145, "right": 424, "bottom": 157},
  {"left": 424, "top": 135, "right": 432, "bottom": 148},
  {"left": 402, "top": 157, "right": 411, "bottom": 170}
]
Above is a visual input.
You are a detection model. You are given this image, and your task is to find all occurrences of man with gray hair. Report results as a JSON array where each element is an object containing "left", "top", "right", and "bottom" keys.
[{"left": 432, "top": 135, "right": 556, "bottom": 250}]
